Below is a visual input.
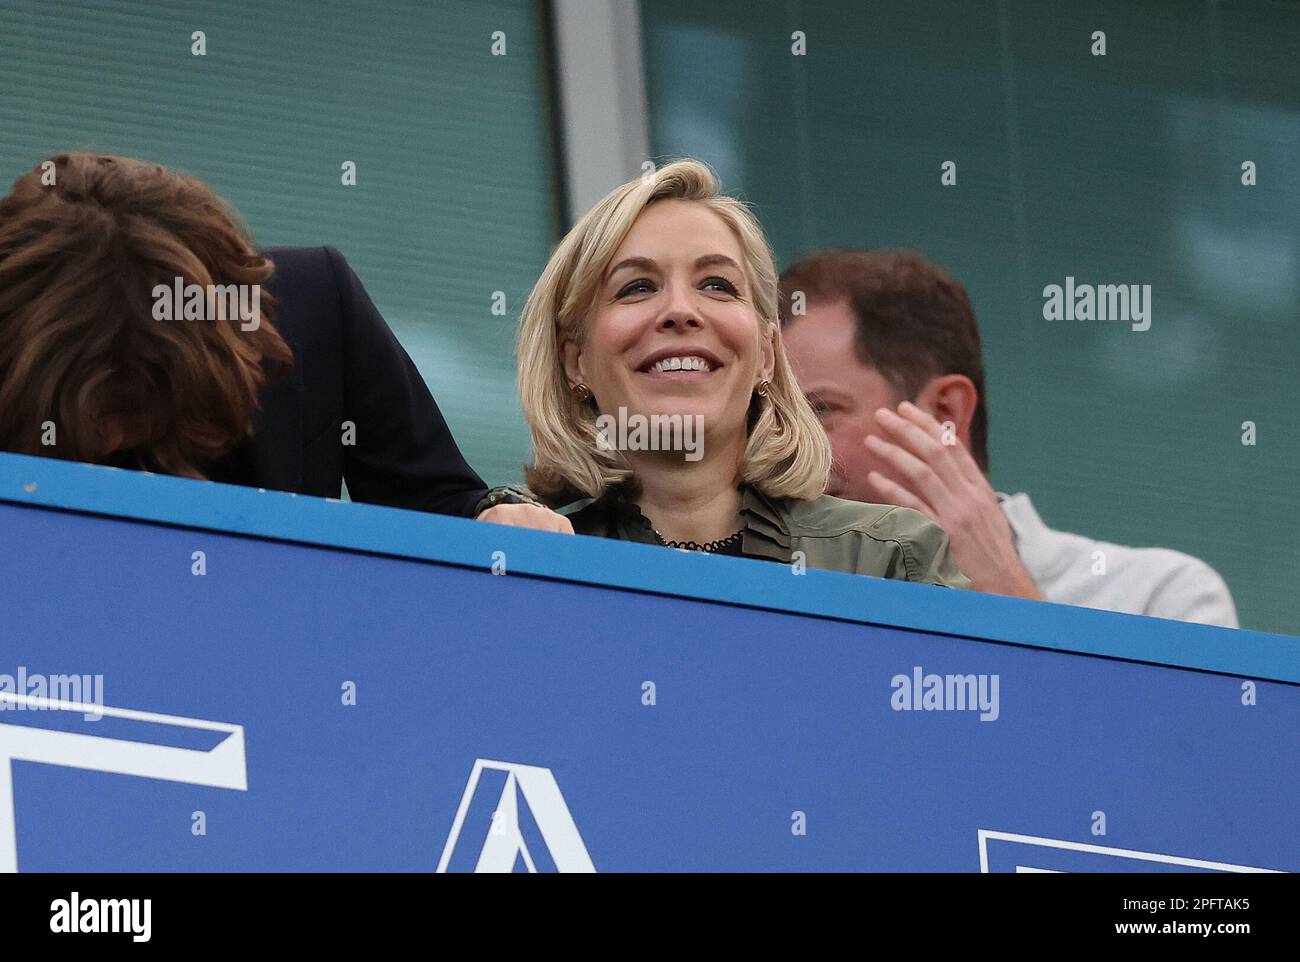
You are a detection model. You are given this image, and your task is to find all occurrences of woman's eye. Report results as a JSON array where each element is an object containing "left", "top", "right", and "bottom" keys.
[
  {"left": 701, "top": 276, "right": 739, "bottom": 295},
  {"left": 617, "top": 279, "right": 655, "bottom": 298}
]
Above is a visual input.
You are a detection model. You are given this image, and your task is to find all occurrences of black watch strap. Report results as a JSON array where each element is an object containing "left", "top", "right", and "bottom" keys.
[{"left": 473, "top": 485, "right": 546, "bottom": 516}]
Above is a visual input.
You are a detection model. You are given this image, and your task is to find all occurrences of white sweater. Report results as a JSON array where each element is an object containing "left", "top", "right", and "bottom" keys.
[{"left": 999, "top": 492, "right": 1239, "bottom": 628}]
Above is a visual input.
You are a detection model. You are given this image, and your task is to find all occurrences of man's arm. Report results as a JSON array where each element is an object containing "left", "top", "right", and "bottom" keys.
[
  {"left": 325, "top": 246, "right": 488, "bottom": 517},
  {"left": 1143, "top": 557, "right": 1239, "bottom": 628}
]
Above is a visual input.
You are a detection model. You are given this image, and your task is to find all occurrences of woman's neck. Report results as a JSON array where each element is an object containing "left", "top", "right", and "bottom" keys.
[{"left": 628, "top": 441, "right": 745, "bottom": 545}]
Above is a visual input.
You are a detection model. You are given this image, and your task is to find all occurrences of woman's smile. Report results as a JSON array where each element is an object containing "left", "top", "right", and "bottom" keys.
[{"left": 635, "top": 347, "right": 724, "bottom": 383}]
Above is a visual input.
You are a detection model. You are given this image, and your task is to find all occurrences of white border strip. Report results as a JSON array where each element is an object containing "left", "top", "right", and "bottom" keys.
[
  {"left": 0, "top": 692, "right": 246, "bottom": 872},
  {"left": 978, "top": 828, "right": 1281, "bottom": 873}
]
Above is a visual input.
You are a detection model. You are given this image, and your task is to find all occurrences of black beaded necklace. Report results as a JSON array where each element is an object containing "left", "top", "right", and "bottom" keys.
[{"left": 652, "top": 527, "right": 745, "bottom": 553}]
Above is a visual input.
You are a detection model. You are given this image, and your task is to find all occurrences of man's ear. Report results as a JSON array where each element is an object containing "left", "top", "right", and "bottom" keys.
[
  {"left": 914, "top": 374, "right": 978, "bottom": 446},
  {"left": 561, "top": 338, "right": 585, "bottom": 389}
]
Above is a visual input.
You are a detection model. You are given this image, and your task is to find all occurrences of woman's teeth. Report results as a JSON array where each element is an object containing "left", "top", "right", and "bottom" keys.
[{"left": 650, "top": 356, "right": 712, "bottom": 373}]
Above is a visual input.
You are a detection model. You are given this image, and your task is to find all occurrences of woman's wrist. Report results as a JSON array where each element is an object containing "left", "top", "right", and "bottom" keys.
[{"left": 473, "top": 484, "right": 546, "bottom": 517}]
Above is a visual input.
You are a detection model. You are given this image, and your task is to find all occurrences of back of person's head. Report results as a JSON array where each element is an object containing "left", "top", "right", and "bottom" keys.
[
  {"left": 778, "top": 249, "right": 989, "bottom": 472},
  {"left": 0, "top": 153, "right": 292, "bottom": 477}
]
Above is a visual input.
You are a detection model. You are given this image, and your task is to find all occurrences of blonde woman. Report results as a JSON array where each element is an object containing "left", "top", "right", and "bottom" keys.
[{"left": 513, "top": 160, "right": 969, "bottom": 585}]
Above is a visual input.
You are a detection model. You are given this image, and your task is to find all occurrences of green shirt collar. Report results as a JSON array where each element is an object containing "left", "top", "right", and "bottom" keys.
[{"left": 565, "top": 484, "right": 793, "bottom": 563}]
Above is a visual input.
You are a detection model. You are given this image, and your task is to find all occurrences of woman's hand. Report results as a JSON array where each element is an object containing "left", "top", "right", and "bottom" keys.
[{"left": 475, "top": 503, "right": 575, "bottom": 534}]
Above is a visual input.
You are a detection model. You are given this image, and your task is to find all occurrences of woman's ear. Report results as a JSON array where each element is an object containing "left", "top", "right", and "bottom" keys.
[
  {"left": 760, "top": 324, "right": 777, "bottom": 383},
  {"left": 561, "top": 338, "right": 585, "bottom": 389}
]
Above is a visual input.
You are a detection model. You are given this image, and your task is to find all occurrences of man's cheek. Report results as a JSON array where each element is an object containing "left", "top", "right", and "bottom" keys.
[
  {"left": 827, "top": 428, "right": 872, "bottom": 482},
  {"left": 821, "top": 425, "right": 850, "bottom": 468},
  {"left": 852, "top": 431, "right": 913, "bottom": 492}
]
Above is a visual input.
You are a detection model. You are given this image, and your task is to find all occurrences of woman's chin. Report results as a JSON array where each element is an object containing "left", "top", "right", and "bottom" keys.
[
  {"left": 626, "top": 386, "right": 734, "bottom": 419},
  {"left": 623, "top": 402, "right": 724, "bottom": 426},
  {"left": 596, "top": 398, "right": 735, "bottom": 446}
]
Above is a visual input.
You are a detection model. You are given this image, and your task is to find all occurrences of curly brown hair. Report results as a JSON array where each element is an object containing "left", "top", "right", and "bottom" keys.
[{"left": 0, "top": 153, "right": 293, "bottom": 477}]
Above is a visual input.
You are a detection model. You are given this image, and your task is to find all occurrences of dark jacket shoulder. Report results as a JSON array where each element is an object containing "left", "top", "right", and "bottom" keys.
[{"left": 209, "top": 246, "right": 487, "bottom": 517}]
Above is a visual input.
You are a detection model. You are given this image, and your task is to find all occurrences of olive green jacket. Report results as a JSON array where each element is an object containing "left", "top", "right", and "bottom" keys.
[{"left": 563, "top": 485, "right": 971, "bottom": 589}]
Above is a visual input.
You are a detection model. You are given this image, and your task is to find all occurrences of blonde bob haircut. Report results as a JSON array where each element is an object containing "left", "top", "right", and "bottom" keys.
[{"left": 518, "top": 159, "right": 831, "bottom": 504}]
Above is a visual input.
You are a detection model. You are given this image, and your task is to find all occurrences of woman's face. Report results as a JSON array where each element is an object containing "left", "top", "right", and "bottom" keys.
[{"left": 563, "top": 199, "right": 775, "bottom": 456}]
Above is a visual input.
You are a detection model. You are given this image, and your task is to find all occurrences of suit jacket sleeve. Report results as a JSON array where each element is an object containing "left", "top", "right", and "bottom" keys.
[{"left": 324, "top": 246, "right": 488, "bottom": 517}]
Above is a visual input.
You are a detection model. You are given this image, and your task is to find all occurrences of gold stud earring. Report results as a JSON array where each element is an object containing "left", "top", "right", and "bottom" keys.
[
  {"left": 755, "top": 379, "right": 771, "bottom": 398},
  {"left": 572, "top": 383, "right": 593, "bottom": 402}
]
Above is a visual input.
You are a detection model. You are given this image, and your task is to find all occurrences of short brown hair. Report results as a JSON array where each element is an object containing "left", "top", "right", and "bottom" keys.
[
  {"left": 0, "top": 153, "right": 292, "bottom": 477},
  {"left": 778, "top": 249, "right": 989, "bottom": 472}
]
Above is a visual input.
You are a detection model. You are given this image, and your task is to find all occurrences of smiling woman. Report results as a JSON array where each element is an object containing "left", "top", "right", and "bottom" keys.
[{"left": 515, "top": 159, "right": 970, "bottom": 586}]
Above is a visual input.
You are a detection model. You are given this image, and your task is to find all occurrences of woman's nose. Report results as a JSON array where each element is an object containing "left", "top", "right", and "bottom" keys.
[{"left": 655, "top": 286, "right": 703, "bottom": 331}]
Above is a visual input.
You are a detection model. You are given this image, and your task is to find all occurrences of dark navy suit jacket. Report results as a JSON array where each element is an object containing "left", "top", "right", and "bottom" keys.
[{"left": 208, "top": 246, "right": 487, "bottom": 517}]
